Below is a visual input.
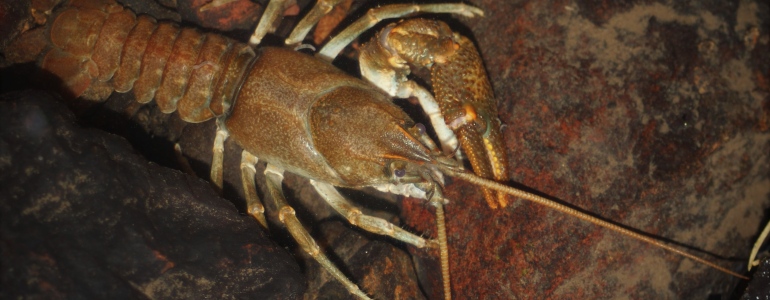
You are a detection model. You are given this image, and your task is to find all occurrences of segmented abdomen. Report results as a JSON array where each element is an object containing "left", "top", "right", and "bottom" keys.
[{"left": 43, "top": 0, "right": 255, "bottom": 123}]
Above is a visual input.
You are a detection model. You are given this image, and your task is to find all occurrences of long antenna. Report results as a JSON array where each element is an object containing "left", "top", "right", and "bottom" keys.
[
  {"left": 439, "top": 166, "right": 749, "bottom": 280},
  {"left": 435, "top": 202, "right": 452, "bottom": 300}
]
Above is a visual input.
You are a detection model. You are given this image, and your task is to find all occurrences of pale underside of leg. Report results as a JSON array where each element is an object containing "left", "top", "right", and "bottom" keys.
[
  {"left": 318, "top": 3, "right": 483, "bottom": 60},
  {"left": 240, "top": 151, "right": 268, "bottom": 229},
  {"left": 407, "top": 82, "right": 461, "bottom": 157},
  {"left": 284, "top": 0, "right": 346, "bottom": 46},
  {"left": 313, "top": 178, "right": 453, "bottom": 300},
  {"left": 249, "top": 0, "right": 294, "bottom": 46},
  {"left": 749, "top": 220, "right": 770, "bottom": 270},
  {"left": 359, "top": 60, "right": 461, "bottom": 156},
  {"left": 210, "top": 117, "right": 229, "bottom": 193},
  {"left": 173, "top": 143, "right": 197, "bottom": 176},
  {"left": 310, "top": 180, "right": 433, "bottom": 248},
  {"left": 263, "top": 164, "right": 372, "bottom": 300},
  {"left": 199, "top": 0, "right": 239, "bottom": 12}
]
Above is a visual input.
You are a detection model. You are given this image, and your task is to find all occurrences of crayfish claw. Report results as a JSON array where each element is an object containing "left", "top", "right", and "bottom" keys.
[
  {"left": 431, "top": 34, "right": 510, "bottom": 209},
  {"left": 359, "top": 18, "right": 510, "bottom": 208}
]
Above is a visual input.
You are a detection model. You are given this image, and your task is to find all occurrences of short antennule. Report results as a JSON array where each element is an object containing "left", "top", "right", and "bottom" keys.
[{"left": 439, "top": 166, "right": 749, "bottom": 280}]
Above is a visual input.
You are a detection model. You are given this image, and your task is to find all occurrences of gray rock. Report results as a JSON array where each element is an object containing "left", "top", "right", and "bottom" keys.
[{"left": 0, "top": 91, "right": 305, "bottom": 300}]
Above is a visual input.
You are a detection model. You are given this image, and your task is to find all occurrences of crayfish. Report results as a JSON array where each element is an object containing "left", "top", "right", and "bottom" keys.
[{"left": 1, "top": 0, "right": 761, "bottom": 298}]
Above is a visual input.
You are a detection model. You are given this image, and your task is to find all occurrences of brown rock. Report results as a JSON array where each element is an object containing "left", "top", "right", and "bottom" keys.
[{"left": 404, "top": 1, "right": 770, "bottom": 298}]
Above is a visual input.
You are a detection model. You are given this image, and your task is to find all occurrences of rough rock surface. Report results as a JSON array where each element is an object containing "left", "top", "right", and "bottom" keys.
[
  {"left": 0, "top": 91, "right": 305, "bottom": 299},
  {"left": 403, "top": 0, "right": 770, "bottom": 299}
]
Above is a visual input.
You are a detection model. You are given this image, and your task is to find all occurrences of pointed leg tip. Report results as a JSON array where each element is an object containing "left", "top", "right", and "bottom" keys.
[
  {"left": 482, "top": 189, "right": 499, "bottom": 209},
  {"left": 497, "top": 193, "right": 508, "bottom": 208}
]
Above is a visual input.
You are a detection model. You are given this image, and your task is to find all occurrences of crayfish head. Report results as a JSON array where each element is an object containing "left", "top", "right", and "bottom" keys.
[{"left": 309, "top": 86, "right": 445, "bottom": 188}]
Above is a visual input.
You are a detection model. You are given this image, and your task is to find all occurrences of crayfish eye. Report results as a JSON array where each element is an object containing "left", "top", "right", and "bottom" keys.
[
  {"left": 388, "top": 161, "right": 408, "bottom": 179},
  {"left": 415, "top": 123, "right": 426, "bottom": 135}
]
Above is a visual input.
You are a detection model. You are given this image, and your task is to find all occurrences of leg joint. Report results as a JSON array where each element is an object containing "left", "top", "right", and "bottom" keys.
[{"left": 278, "top": 206, "right": 295, "bottom": 223}]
